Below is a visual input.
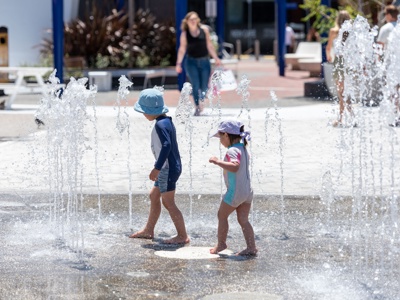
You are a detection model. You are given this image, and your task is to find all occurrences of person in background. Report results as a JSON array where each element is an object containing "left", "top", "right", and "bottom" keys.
[
  {"left": 129, "top": 88, "right": 190, "bottom": 245},
  {"left": 306, "top": 27, "right": 321, "bottom": 42},
  {"left": 326, "top": 10, "right": 352, "bottom": 127},
  {"left": 285, "top": 23, "right": 296, "bottom": 53},
  {"left": 208, "top": 120, "right": 257, "bottom": 257},
  {"left": 377, "top": 5, "right": 399, "bottom": 50},
  {"left": 175, "top": 11, "right": 221, "bottom": 116},
  {"left": 379, "top": 5, "right": 400, "bottom": 126}
]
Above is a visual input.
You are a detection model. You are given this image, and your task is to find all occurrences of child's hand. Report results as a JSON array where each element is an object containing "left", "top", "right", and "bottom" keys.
[
  {"left": 149, "top": 168, "right": 160, "bottom": 181},
  {"left": 209, "top": 156, "right": 219, "bottom": 164},
  {"left": 209, "top": 157, "right": 239, "bottom": 172}
]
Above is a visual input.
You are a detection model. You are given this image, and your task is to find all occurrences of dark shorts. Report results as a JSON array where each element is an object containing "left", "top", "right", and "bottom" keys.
[{"left": 154, "top": 167, "right": 181, "bottom": 193}]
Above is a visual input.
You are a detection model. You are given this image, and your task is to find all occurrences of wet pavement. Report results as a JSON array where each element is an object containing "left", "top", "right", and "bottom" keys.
[
  {"left": 1, "top": 193, "right": 399, "bottom": 299},
  {"left": 0, "top": 57, "right": 399, "bottom": 299}
]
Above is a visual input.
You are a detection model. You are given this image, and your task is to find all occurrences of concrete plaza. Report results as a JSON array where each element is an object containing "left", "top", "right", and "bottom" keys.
[{"left": 0, "top": 57, "right": 399, "bottom": 299}]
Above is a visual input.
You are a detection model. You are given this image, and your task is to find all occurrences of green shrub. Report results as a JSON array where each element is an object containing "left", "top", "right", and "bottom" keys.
[{"left": 40, "top": 6, "right": 176, "bottom": 69}]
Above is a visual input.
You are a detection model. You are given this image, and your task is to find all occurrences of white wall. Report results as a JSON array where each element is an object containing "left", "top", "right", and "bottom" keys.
[{"left": 0, "top": 0, "right": 79, "bottom": 67}]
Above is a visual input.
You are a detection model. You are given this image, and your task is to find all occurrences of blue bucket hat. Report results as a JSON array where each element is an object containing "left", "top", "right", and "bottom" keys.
[{"left": 134, "top": 88, "right": 169, "bottom": 115}]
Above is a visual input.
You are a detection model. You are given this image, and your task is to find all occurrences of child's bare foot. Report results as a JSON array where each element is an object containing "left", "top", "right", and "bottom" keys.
[
  {"left": 236, "top": 248, "right": 258, "bottom": 257},
  {"left": 129, "top": 230, "right": 153, "bottom": 239},
  {"left": 209, "top": 243, "right": 227, "bottom": 254},
  {"left": 162, "top": 236, "right": 190, "bottom": 245}
]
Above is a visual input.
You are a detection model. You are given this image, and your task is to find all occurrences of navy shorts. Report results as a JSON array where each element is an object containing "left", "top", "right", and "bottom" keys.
[{"left": 154, "top": 168, "right": 181, "bottom": 193}]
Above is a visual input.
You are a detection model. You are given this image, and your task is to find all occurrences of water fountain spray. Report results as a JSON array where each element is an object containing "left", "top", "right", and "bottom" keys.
[
  {"left": 267, "top": 91, "right": 288, "bottom": 240},
  {"left": 175, "top": 82, "right": 196, "bottom": 219},
  {"left": 114, "top": 75, "right": 134, "bottom": 225},
  {"left": 331, "top": 16, "right": 400, "bottom": 288},
  {"left": 35, "top": 71, "right": 97, "bottom": 257},
  {"left": 205, "top": 69, "right": 224, "bottom": 145},
  {"left": 236, "top": 75, "right": 255, "bottom": 223},
  {"left": 206, "top": 70, "right": 224, "bottom": 196}
]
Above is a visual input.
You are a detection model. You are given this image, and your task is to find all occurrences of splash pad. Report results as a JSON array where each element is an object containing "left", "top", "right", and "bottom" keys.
[{"left": 1, "top": 16, "right": 400, "bottom": 299}]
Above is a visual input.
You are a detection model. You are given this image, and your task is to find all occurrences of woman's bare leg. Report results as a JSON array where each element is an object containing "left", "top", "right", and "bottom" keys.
[
  {"left": 345, "top": 98, "right": 353, "bottom": 118},
  {"left": 129, "top": 186, "right": 161, "bottom": 239},
  {"left": 334, "top": 79, "right": 345, "bottom": 126}
]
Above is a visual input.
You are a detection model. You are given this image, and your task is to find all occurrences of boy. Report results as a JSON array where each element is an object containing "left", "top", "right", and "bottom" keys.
[{"left": 129, "top": 88, "right": 190, "bottom": 244}]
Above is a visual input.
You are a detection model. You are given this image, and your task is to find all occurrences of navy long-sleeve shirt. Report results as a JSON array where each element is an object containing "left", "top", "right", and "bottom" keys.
[{"left": 151, "top": 115, "right": 182, "bottom": 174}]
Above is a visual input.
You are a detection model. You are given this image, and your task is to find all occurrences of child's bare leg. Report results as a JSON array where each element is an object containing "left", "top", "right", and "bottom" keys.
[
  {"left": 236, "top": 202, "right": 257, "bottom": 256},
  {"left": 129, "top": 186, "right": 161, "bottom": 239},
  {"left": 210, "top": 201, "right": 235, "bottom": 254},
  {"left": 161, "top": 190, "right": 190, "bottom": 244}
]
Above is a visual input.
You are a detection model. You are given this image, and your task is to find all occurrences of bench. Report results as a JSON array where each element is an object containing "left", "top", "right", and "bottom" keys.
[
  {"left": 0, "top": 67, "right": 53, "bottom": 109},
  {"left": 285, "top": 42, "right": 322, "bottom": 72},
  {"left": 298, "top": 58, "right": 322, "bottom": 77},
  {"left": 0, "top": 83, "right": 48, "bottom": 94},
  {"left": 88, "top": 71, "right": 112, "bottom": 92}
]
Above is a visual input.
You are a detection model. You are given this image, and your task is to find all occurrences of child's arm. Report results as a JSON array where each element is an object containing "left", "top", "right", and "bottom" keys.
[{"left": 209, "top": 156, "right": 240, "bottom": 173}]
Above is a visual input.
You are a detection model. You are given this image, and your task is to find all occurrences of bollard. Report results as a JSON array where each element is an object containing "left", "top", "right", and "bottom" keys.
[
  {"left": 254, "top": 40, "right": 260, "bottom": 61},
  {"left": 0, "top": 27, "right": 9, "bottom": 83},
  {"left": 236, "top": 39, "right": 242, "bottom": 60}
]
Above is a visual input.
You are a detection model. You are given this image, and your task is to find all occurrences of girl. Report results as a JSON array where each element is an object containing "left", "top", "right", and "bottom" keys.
[
  {"left": 208, "top": 120, "right": 257, "bottom": 256},
  {"left": 325, "top": 10, "right": 352, "bottom": 127}
]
